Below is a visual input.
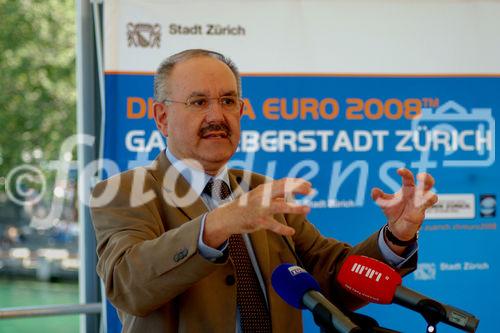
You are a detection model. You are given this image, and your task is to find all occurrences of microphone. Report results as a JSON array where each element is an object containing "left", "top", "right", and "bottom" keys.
[
  {"left": 272, "top": 263, "right": 362, "bottom": 333},
  {"left": 337, "top": 255, "right": 479, "bottom": 332}
]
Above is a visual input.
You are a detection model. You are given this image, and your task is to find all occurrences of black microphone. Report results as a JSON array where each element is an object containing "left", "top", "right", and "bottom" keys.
[
  {"left": 272, "top": 263, "right": 362, "bottom": 333},
  {"left": 393, "top": 287, "right": 479, "bottom": 333}
]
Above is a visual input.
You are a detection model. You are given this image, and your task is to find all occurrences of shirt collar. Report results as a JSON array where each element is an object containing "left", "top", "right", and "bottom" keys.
[{"left": 165, "top": 148, "right": 230, "bottom": 197}]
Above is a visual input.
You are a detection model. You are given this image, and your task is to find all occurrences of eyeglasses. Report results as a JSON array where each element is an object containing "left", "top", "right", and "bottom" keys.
[{"left": 162, "top": 95, "right": 243, "bottom": 113}]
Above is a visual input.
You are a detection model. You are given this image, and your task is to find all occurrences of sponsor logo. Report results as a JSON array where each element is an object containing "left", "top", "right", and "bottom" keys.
[
  {"left": 425, "top": 194, "right": 475, "bottom": 220},
  {"left": 480, "top": 194, "right": 496, "bottom": 217},
  {"left": 127, "top": 23, "right": 161, "bottom": 48},
  {"left": 168, "top": 23, "right": 246, "bottom": 36},
  {"left": 288, "top": 266, "right": 306, "bottom": 276},
  {"left": 414, "top": 261, "right": 489, "bottom": 280},
  {"left": 414, "top": 263, "right": 437, "bottom": 281},
  {"left": 440, "top": 262, "right": 490, "bottom": 271},
  {"left": 351, "top": 263, "right": 382, "bottom": 282}
]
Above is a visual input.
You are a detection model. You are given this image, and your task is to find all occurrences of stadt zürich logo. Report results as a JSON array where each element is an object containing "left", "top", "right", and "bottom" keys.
[{"left": 127, "top": 23, "right": 161, "bottom": 48}]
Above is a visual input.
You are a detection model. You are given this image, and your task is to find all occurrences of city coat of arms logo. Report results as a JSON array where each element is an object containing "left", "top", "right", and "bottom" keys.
[{"left": 127, "top": 23, "right": 161, "bottom": 48}]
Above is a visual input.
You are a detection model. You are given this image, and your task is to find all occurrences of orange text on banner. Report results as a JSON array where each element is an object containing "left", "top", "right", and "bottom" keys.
[
  {"left": 127, "top": 97, "right": 155, "bottom": 119},
  {"left": 345, "top": 98, "right": 422, "bottom": 120},
  {"left": 263, "top": 98, "right": 339, "bottom": 120}
]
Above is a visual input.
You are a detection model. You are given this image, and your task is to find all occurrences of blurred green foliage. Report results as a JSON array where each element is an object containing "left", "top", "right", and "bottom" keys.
[{"left": 0, "top": 0, "right": 76, "bottom": 191}]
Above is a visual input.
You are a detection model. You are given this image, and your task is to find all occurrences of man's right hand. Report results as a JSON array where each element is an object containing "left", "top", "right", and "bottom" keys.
[{"left": 203, "top": 178, "right": 312, "bottom": 248}]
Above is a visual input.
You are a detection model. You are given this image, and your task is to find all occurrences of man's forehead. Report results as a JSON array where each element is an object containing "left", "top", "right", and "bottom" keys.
[
  {"left": 169, "top": 56, "right": 238, "bottom": 94},
  {"left": 172, "top": 55, "right": 231, "bottom": 75}
]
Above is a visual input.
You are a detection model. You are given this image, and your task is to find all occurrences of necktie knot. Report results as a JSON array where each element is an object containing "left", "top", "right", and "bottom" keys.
[{"left": 203, "top": 178, "right": 231, "bottom": 200}]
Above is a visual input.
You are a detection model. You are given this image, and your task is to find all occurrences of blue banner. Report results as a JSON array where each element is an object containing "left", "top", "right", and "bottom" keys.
[{"left": 103, "top": 73, "right": 498, "bottom": 332}]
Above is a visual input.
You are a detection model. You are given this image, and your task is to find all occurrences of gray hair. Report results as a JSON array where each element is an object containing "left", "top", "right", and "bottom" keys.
[{"left": 154, "top": 49, "right": 242, "bottom": 102}]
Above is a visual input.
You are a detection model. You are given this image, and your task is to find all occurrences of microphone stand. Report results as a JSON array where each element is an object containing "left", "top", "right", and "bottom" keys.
[
  {"left": 311, "top": 303, "right": 402, "bottom": 333},
  {"left": 346, "top": 311, "right": 402, "bottom": 333},
  {"left": 303, "top": 291, "right": 362, "bottom": 333},
  {"left": 405, "top": 299, "right": 444, "bottom": 333}
]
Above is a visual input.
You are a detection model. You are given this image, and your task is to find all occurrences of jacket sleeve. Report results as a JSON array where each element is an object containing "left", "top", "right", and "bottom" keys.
[{"left": 90, "top": 170, "right": 227, "bottom": 317}]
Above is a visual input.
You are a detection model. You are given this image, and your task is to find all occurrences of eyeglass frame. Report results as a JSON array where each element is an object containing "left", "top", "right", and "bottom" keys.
[{"left": 160, "top": 95, "right": 244, "bottom": 113}]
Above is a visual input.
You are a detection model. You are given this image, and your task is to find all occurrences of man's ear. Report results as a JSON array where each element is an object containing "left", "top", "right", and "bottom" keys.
[{"left": 153, "top": 101, "right": 169, "bottom": 137}]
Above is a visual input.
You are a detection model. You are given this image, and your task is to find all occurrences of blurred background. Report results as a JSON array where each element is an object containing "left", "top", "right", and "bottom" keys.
[{"left": 0, "top": 1, "right": 79, "bottom": 332}]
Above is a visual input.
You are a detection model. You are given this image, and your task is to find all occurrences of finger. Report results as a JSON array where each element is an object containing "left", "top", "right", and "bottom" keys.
[
  {"left": 397, "top": 168, "right": 415, "bottom": 187},
  {"left": 281, "top": 178, "right": 312, "bottom": 197},
  {"left": 371, "top": 187, "right": 394, "bottom": 201},
  {"left": 420, "top": 193, "right": 438, "bottom": 211},
  {"left": 263, "top": 217, "right": 296, "bottom": 236},
  {"left": 265, "top": 178, "right": 312, "bottom": 199},
  {"left": 371, "top": 187, "right": 400, "bottom": 208},
  {"left": 269, "top": 199, "right": 311, "bottom": 215},
  {"left": 417, "top": 173, "right": 435, "bottom": 191}
]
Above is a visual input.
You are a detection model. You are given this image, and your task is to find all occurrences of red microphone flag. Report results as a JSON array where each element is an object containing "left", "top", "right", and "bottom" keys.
[{"left": 337, "top": 255, "right": 402, "bottom": 304}]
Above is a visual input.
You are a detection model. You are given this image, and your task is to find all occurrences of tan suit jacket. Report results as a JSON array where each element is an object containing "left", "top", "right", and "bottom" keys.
[{"left": 91, "top": 151, "right": 416, "bottom": 332}]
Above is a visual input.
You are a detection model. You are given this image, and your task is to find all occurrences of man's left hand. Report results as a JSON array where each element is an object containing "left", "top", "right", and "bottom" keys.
[{"left": 371, "top": 168, "right": 438, "bottom": 246}]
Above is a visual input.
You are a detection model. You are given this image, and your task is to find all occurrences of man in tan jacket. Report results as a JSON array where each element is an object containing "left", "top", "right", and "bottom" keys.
[{"left": 91, "top": 49, "right": 437, "bottom": 332}]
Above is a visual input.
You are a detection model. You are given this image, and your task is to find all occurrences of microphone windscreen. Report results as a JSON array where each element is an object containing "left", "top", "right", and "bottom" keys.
[
  {"left": 271, "top": 263, "right": 321, "bottom": 309},
  {"left": 337, "top": 255, "right": 402, "bottom": 304}
]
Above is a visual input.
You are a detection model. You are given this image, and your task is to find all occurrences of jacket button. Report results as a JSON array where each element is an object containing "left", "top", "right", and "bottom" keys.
[
  {"left": 173, "top": 248, "right": 188, "bottom": 262},
  {"left": 225, "top": 274, "right": 235, "bottom": 286}
]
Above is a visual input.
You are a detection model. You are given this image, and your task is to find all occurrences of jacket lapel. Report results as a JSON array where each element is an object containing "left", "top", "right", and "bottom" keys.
[
  {"left": 150, "top": 153, "right": 273, "bottom": 281},
  {"left": 249, "top": 231, "right": 271, "bottom": 287},
  {"left": 149, "top": 151, "right": 208, "bottom": 220}
]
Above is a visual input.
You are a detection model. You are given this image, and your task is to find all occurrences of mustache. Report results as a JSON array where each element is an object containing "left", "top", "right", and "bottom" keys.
[{"left": 199, "top": 122, "right": 231, "bottom": 137}]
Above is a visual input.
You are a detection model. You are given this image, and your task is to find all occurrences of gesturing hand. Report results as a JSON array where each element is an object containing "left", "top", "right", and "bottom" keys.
[
  {"left": 204, "top": 178, "right": 312, "bottom": 248},
  {"left": 371, "top": 168, "right": 438, "bottom": 243}
]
